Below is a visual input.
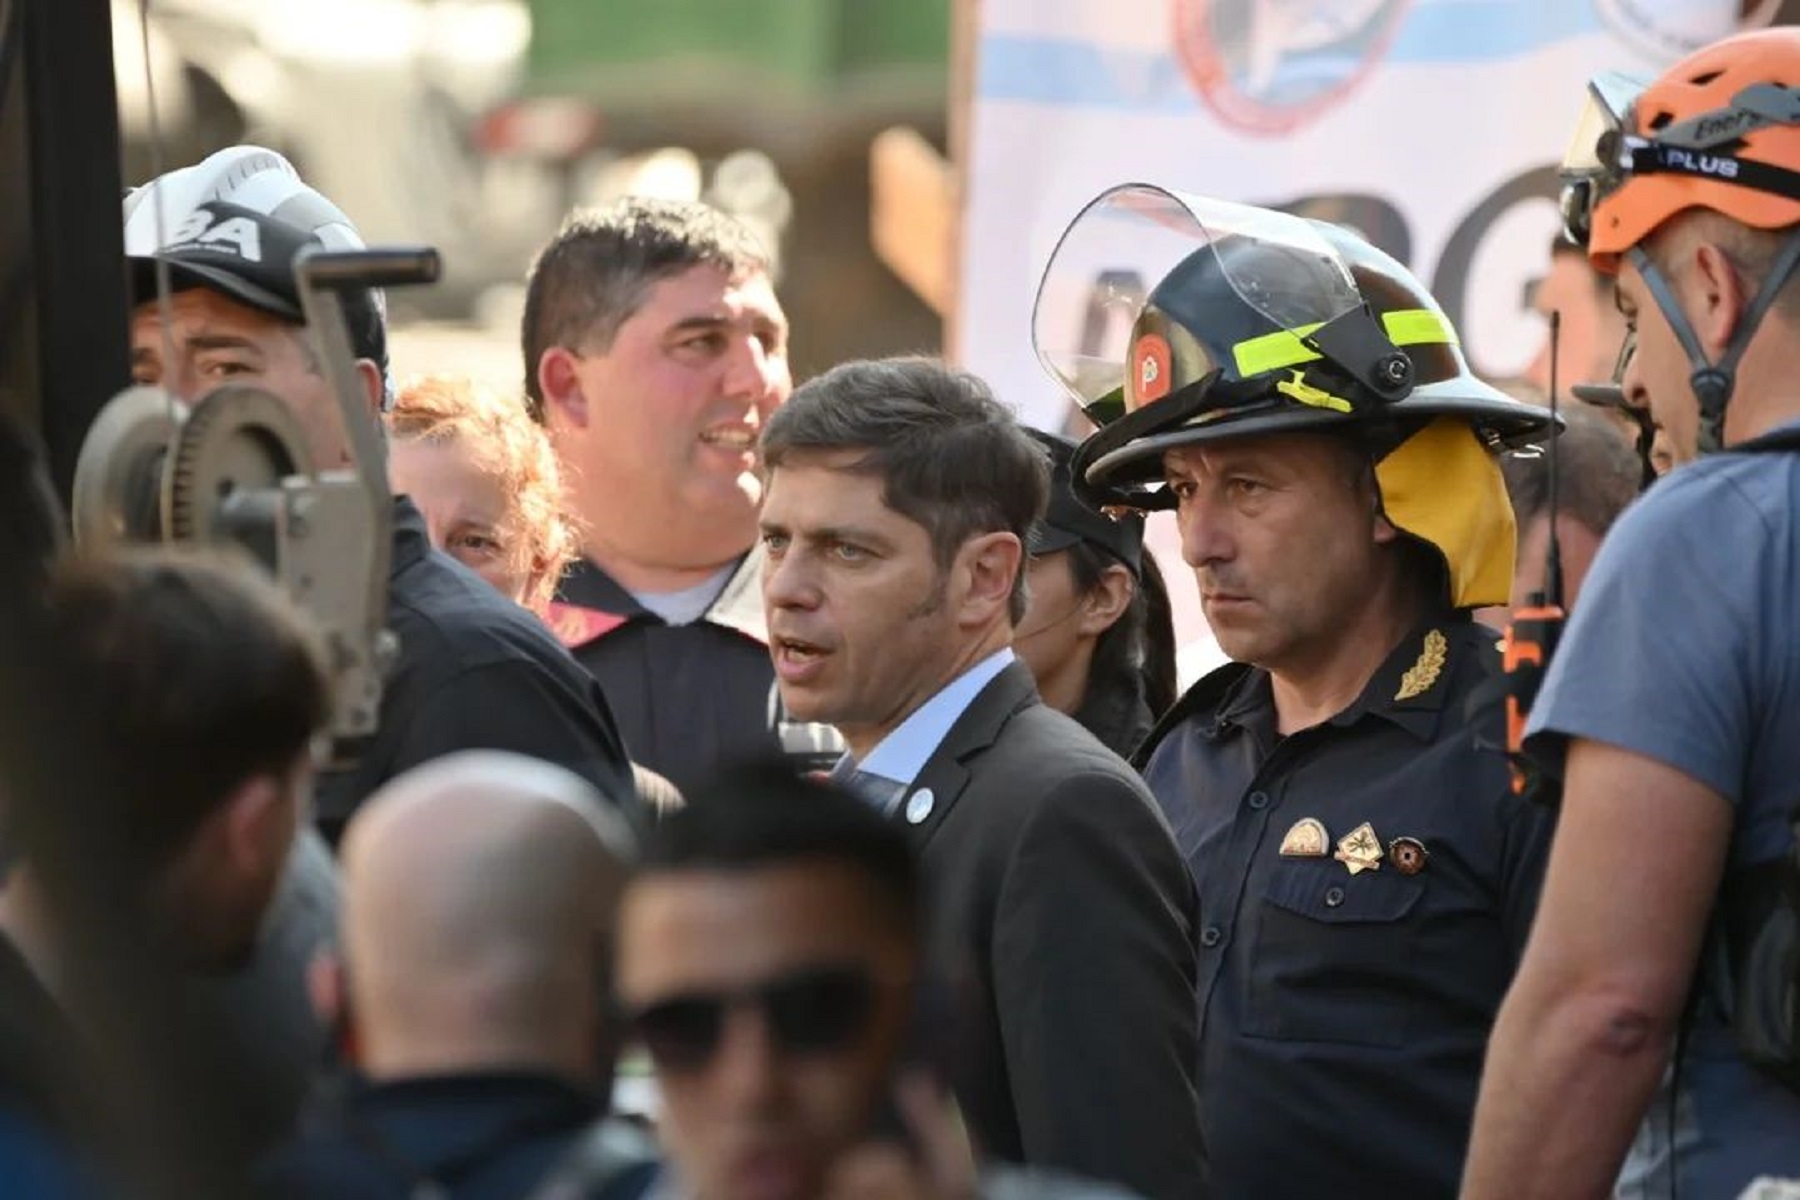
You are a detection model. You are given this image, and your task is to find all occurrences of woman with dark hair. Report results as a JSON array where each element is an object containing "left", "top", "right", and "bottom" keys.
[{"left": 1014, "top": 429, "right": 1178, "bottom": 757}]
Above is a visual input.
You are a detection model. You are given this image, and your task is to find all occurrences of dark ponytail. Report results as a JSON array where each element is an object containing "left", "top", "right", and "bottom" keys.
[{"left": 1066, "top": 541, "right": 1179, "bottom": 723}]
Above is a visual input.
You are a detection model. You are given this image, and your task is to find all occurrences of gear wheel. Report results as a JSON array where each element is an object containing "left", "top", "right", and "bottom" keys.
[
  {"left": 71, "top": 386, "right": 185, "bottom": 549},
  {"left": 162, "top": 385, "right": 314, "bottom": 542}
]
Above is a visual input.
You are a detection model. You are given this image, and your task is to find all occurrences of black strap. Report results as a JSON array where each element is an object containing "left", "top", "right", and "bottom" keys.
[
  {"left": 1629, "top": 142, "right": 1800, "bottom": 204},
  {"left": 1627, "top": 227, "right": 1800, "bottom": 455}
]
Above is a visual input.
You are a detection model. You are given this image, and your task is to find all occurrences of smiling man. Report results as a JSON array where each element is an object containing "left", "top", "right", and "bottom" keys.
[
  {"left": 1037, "top": 187, "right": 1554, "bottom": 1198},
  {"left": 526, "top": 198, "right": 841, "bottom": 794},
  {"left": 756, "top": 357, "right": 1205, "bottom": 1200}
]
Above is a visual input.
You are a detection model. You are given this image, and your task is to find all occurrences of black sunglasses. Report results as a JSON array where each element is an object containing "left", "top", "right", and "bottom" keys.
[{"left": 628, "top": 963, "right": 877, "bottom": 1074}]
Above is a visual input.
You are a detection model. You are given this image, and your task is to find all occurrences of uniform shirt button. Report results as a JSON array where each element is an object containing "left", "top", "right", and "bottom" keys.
[
  {"left": 1200, "top": 925, "right": 1224, "bottom": 948},
  {"left": 1246, "top": 790, "right": 1269, "bottom": 810},
  {"left": 1324, "top": 887, "right": 1346, "bottom": 908}
]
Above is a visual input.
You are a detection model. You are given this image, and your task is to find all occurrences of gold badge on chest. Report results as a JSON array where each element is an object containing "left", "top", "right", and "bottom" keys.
[
  {"left": 1333, "top": 822, "right": 1384, "bottom": 875},
  {"left": 1395, "top": 629, "right": 1448, "bottom": 701},
  {"left": 1279, "top": 818, "right": 1329, "bottom": 858}
]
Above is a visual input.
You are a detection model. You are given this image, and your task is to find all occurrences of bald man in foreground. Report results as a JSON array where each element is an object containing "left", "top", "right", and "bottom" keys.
[{"left": 259, "top": 751, "right": 651, "bottom": 1200}]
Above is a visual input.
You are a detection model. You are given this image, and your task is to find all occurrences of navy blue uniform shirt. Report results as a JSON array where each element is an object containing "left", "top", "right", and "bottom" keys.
[
  {"left": 1136, "top": 617, "right": 1552, "bottom": 1199},
  {"left": 549, "top": 549, "right": 841, "bottom": 797}
]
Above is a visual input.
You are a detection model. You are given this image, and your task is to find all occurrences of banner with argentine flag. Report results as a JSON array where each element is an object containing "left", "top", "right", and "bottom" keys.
[
  {"left": 956, "top": 0, "right": 1776, "bottom": 682},
  {"left": 961, "top": 0, "right": 1775, "bottom": 430}
]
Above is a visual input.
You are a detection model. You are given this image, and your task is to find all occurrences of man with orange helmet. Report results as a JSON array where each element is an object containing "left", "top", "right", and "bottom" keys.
[{"left": 1463, "top": 28, "right": 1800, "bottom": 1198}]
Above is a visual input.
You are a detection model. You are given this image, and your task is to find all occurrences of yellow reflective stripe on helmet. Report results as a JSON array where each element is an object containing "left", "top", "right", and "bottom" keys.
[
  {"left": 1382, "top": 308, "right": 1457, "bottom": 348},
  {"left": 1229, "top": 308, "right": 1455, "bottom": 377},
  {"left": 1232, "top": 322, "right": 1326, "bottom": 376},
  {"left": 1275, "top": 371, "right": 1353, "bottom": 414}
]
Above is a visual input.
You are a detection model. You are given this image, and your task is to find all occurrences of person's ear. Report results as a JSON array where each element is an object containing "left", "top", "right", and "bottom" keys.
[
  {"left": 538, "top": 348, "right": 589, "bottom": 430},
  {"left": 354, "top": 360, "right": 384, "bottom": 419},
  {"left": 220, "top": 771, "right": 295, "bottom": 884},
  {"left": 958, "top": 532, "right": 1023, "bottom": 626},
  {"left": 1690, "top": 241, "right": 1751, "bottom": 361},
  {"left": 1372, "top": 512, "right": 1400, "bottom": 546},
  {"left": 1078, "top": 563, "right": 1134, "bottom": 637}
]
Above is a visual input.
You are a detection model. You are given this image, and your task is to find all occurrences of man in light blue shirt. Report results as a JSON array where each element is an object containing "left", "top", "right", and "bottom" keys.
[
  {"left": 757, "top": 357, "right": 1205, "bottom": 1200},
  {"left": 1464, "top": 32, "right": 1800, "bottom": 1197},
  {"left": 831, "top": 648, "right": 1015, "bottom": 817}
]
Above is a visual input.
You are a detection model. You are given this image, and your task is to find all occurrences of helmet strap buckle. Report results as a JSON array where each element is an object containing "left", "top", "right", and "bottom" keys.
[{"left": 1301, "top": 307, "right": 1415, "bottom": 403}]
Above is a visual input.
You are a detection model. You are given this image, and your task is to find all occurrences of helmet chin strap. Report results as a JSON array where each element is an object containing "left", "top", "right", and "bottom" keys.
[{"left": 1627, "top": 227, "right": 1800, "bottom": 454}]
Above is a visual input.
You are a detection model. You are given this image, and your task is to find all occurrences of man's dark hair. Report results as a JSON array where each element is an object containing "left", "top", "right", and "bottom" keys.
[
  {"left": 342, "top": 290, "right": 387, "bottom": 379},
  {"left": 520, "top": 197, "right": 773, "bottom": 421},
  {"left": 641, "top": 760, "right": 920, "bottom": 938},
  {"left": 42, "top": 549, "right": 332, "bottom": 867},
  {"left": 1502, "top": 403, "right": 1641, "bottom": 537},
  {"left": 760, "top": 357, "right": 1050, "bottom": 624}
]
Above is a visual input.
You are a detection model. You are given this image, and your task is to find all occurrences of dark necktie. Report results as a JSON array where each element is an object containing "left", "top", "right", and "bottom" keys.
[{"left": 828, "top": 758, "right": 907, "bottom": 816}]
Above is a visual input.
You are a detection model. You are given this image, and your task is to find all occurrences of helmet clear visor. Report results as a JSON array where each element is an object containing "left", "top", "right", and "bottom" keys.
[
  {"left": 1032, "top": 184, "right": 1360, "bottom": 425},
  {"left": 1560, "top": 72, "right": 1649, "bottom": 246}
]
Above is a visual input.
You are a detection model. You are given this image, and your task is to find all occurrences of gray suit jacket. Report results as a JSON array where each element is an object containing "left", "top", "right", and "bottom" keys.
[{"left": 902, "top": 663, "right": 1207, "bottom": 1200}]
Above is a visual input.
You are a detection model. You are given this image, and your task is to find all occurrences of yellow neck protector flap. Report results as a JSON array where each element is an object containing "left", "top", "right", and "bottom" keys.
[{"left": 1374, "top": 417, "right": 1516, "bottom": 609}]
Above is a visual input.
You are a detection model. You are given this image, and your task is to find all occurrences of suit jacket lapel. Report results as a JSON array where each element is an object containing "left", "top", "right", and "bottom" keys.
[{"left": 903, "top": 662, "right": 1040, "bottom": 852}]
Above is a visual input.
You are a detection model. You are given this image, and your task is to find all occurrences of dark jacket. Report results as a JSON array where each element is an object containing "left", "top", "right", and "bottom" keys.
[
  {"left": 548, "top": 548, "right": 841, "bottom": 797},
  {"left": 315, "top": 500, "right": 636, "bottom": 844},
  {"left": 901, "top": 663, "right": 1207, "bottom": 1200},
  {"left": 259, "top": 1072, "right": 647, "bottom": 1200}
]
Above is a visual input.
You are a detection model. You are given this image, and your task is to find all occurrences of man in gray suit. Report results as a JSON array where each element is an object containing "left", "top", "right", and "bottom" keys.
[{"left": 756, "top": 357, "right": 1205, "bottom": 1200}]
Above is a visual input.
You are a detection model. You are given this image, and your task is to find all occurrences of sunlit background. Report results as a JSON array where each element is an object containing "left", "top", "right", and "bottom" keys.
[{"left": 112, "top": 0, "right": 953, "bottom": 396}]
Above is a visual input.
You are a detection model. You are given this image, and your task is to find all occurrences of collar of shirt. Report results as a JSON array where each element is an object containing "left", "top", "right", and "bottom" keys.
[
  {"left": 553, "top": 546, "right": 769, "bottom": 646},
  {"left": 630, "top": 565, "right": 733, "bottom": 626},
  {"left": 1208, "top": 617, "right": 1460, "bottom": 746},
  {"left": 854, "top": 648, "right": 1016, "bottom": 786}
]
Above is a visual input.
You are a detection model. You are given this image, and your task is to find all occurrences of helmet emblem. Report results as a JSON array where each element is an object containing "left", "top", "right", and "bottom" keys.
[{"left": 1134, "top": 333, "right": 1173, "bottom": 406}]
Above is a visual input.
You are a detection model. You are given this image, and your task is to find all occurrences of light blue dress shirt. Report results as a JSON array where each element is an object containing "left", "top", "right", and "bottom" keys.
[{"left": 849, "top": 648, "right": 1016, "bottom": 787}]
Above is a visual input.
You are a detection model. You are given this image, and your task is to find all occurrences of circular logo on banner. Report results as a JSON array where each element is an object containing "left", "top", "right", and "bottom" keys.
[
  {"left": 1172, "top": 0, "right": 1410, "bottom": 136},
  {"left": 1134, "top": 333, "right": 1174, "bottom": 406},
  {"left": 1592, "top": 0, "right": 1780, "bottom": 65}
]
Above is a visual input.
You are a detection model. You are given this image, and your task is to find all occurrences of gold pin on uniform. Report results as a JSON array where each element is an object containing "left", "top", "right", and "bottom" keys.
[
  {"left": 1395, "top": 629, "right": 1448, "bottom": 701},
  {"left": 1388, "top": 837, "right": 1429, "bottom": 876},
  {"left": 1334, "top": 822, "right": 1383, "bottom": 875},
  {"left": 1279, "top": 818, "right": 1329, "bottom": 858}
]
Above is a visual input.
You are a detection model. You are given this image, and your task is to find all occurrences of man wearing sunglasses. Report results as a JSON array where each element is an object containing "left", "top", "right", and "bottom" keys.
[
  {"left": 617, "top": 763, "right": 1145, "bottom": 1200},
  {"left": 753, "top": 356, "right": 1205, "bottom": 1200},
  {"left": 1464, "top": 29, "right": 1800, "bottom": 1198}
]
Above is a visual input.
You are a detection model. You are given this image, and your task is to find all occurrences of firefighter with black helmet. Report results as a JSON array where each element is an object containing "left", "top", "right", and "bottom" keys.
[
  {"left": 1465, "top": 29, "right": 1800, "bottom": 1198},
  {"left": 1033, "top": 185, "right": 1554, "bottom": 1198}
]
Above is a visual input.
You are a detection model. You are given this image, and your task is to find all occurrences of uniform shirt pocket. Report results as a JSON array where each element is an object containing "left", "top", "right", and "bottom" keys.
[{"left": 1241, "top": 860, "right": 1425, "bottom": 1049}]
